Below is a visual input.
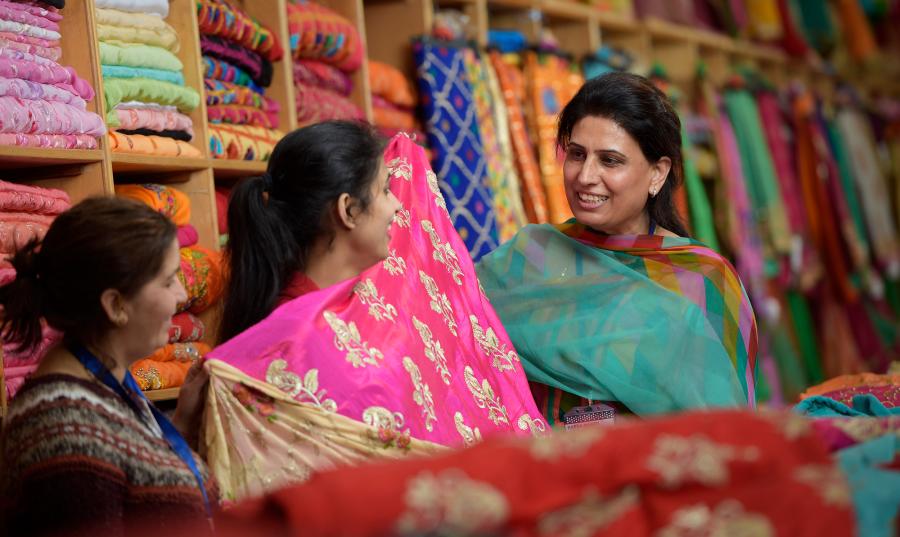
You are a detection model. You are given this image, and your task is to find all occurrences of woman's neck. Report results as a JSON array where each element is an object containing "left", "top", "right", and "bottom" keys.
[
  {"left": 589, "top": 212, "right": 652, "bottom": 236},
  {"left": 303, "top": 238, "right": 365, "bottom": 289},
  {"left": 86, "top": 338, "right": 131, "bottom": 382}
]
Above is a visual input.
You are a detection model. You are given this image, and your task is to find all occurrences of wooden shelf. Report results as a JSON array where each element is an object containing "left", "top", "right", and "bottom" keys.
[
  {"left": 212, "top": 159, "right": 268, "bottom": 179},
  {"left": 145, "top": 387, "right": 180, "bottom": 402},
  {"left": 0, "top": 147, "right": 104, "bottom": 170},
  {"left": 594, "top": 9, "right": 639, "bottom": 32},
  {"left": 111, "top": 154, "right": 211, "bottom": 174},
  {"left": 540, "top": 0, "right": 593, "bottom": 21}
]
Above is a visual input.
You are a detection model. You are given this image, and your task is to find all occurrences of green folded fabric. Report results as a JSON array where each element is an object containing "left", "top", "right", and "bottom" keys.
[
  {"left": 102, "top": 64, "right": 185, "bottom": 86},
  {"left": 681, "top": 123, "right": 720, "bottom": 251},
  {"left": 103, "top": 78, "right": 200, "bottom": 126},
  {"left": 99, "top": 41, "right": 183, "bottom": 72}
]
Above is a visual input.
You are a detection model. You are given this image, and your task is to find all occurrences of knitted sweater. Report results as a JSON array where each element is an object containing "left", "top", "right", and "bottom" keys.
[{"left": 0, "top": 374, "right": 217, "bottom": 537}]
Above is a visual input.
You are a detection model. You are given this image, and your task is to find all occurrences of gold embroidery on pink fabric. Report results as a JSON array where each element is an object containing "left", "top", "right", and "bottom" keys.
[
  {"left": 454, "top": 412, "right": 483, "bottom": 447},
  {"left": 363, "top": 406, "right": 411, "bottom": 450},
  {"left": 419, "top": 270, "right": 458, "bottom": 336},
  {"left": 383, "top": 249, "right": 407, "bottom": 276},
  {"left": 832, "top": 417, "right": 892, "bottom": 443},
  {"left": 538, "top": 486, "right": 638, "bottom": 537},
  {"left": 395, "top": 470, "right": 508, "bottom": 535},
  {"left": 323, "top": 310, "right": 384, "bottom": 368},
  {"left": 403, "top": 357, "right": 437, "bottom": 432},
  {"left": 470, "top": 315, "right": 520, "bottom": 373},
  {"left": 425, "top": 169, "right": 448, "bottom": 213},
  {"left": 353, "top": 278, "right": 398, "bottom": 322},
  {"left": 657, "top": 501, "right": 774, "bottom": 537},
  {"left": 529, "top": 427, "right": 604, "bottom": 461},
  {"left": 516, "top": 414, "right": 547, "bottom": 436},
  {"left": 266, "top": 359, "right": 337, "bottom": 412},
  {"left": 412, "top": 316, "right": 451, "bottom": 385},
  {"left": 387, "top": 156, "right": 413, "bottom": 182},
  {"left": 394, "top": 205, "right": 411, "bottom": 228},
  {"left": 646, "top": 434, "right": 760, "bottom": 488},
  {"left": 794, "top": 465, "right": 852, "bottom": 506},
  {"left": 464, "top": 366, "right": 510, "bottom": 425},
  {"left": 421, "top": 220, "right": 464, "bottom": 285}
]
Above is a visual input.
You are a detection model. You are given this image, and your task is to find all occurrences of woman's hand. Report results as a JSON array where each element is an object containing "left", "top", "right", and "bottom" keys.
[{"left": 173, "top": 359, "right": 209, "bottom": 450}]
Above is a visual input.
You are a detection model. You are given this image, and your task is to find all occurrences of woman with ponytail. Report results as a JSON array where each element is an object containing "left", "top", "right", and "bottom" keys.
[{"left": 0, "top": 197, "right": 217, "bottom": 537}]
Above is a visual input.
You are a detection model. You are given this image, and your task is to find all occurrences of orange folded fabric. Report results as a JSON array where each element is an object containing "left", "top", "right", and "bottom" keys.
[
  {"left": 108, "top": 131, "right": 203, "bottom": 158},
  {"left": 372, "top": 104, "right": 416, "bottom": 131},
  {"left": 115, "top": 184, "right": 192, "bottom": 226},
  {"left": 131, "top": 341, "right": 212, "bottom": 390},
  {"left": 368, "top": 60, "right": 415, "bottom": 108},
  {"left": 178, "top": 246, "right": 224, "bottom": 314}
]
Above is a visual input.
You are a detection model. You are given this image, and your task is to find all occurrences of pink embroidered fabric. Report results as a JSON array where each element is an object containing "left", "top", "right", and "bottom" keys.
[
  {"left": 207, "top": 134, "right": 547, "bottom": 446},
  {"left": 0, "top": 132, "right": 98, "bottom": 149},
  {"left": 0, "top": 180, "right": 70, "bottom": 215},
  {"left": 115, "top": 107, "right": 194, "bottom": 136},
  {"left": 0, "top": 96, "right": 106, "bottom": 136}
]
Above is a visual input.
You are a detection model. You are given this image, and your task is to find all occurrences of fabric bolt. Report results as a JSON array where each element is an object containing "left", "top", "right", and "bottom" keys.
[
  {"left": 117, "top": 128, "right": 192, "bottom": 142},
  {"left": 130, "top": 358, "right": 193, "bottom": 391},
  {"left": 294, "top": 83, "right": 364, "bottom": 124},
  {"left": 103, "top": 78, "right": 201, "bottom": 125},
  {"left": 794, "top": 0, "right": 837, "bottom": 55},
  {"left": 208, "top": 123, "right": 282, "bottom": 161},
  {"left": 207, "top": 104, "right": 278, "bottom": 129},
  {"left": 95, "top": 8, "right": 179, "bottom": 52},
  {"left": 0, "top": 212, "right": 53, "bottom": 253},
  {"left": 102, "top": 64, "right": 185, "bottom": 86},
  {"left": 94, "top": 0, "right": 169, "bottom": 17},
  {"left": 204, "top": 56, "right": 262, "bottom": 93},
  {"left": 201, "top": 35, "right": 272, "bottom": 87},
  {"left": 463, "top": 48, "right": 526, "bottom": 243},
  {"left": 415, "top": 41, "right": 498, "bottom": 260},
  {"left": 178, "top": 246, "right": 224, "bottom": 314},
  {"left": 801, "top": 372, "right": 900, "bottom": 399},
  {"left": 786, "top": 290, "right": 825, "bottom": 386},
  {"left": 746, "top": 0, "right": 783, "bottom": 40},
  {"left": 0, "top": 18, "right": 60, "bottom": 41},
  {"left": 835, "top": 0, "right": 878, "bottom": 61},
  {"left": 795, "top": 393, "right": 900, "bottom": 418},
  {"left": 0, "top": 132, "right": 98, "bottom": 149},
  {"left": 0, "top": 76, "right": 87, "bottom": 108},
  {"left": 524, "top": 51, "right": 582, "bottom": 224},
  {"left": 478, "top": 221, "right": 758, "bottom": 417},
  {"left": 488, "top": 51, "right": 548, "bottom": 225},
  {"left": 115, "top": 107, "right": 194, "bottom": 136},
  {"left": 215, "top": 188, "right": 229, "bottom": 234},
  {"left": 776, "top": 0, "right": 809, "bottom": 56},
  {"left": 0, "top": 32, "right": 61, "bottom": 61},
  {"left": 4, "top": 364, "right": 37, "bottom": 400},
  {"left": 204, "top": 134, "right": 546, "bottom": 499},
  {"left": 139, "top": 341, "right": 212, "bottom": 364},
  {"left": 98, "top": 41, "right": 183, "bottom": 73},
  {"left": 372, "top": 102, "right": 416, "bottom": 132},
  {"left": 368, "top": 60, "right": 415, "bottom": 107},
  {"left": 286, "top": 0, "right": 363, "bottom": 72},
  {"left": 817, "top": 384, "right": 900, "bottom": 409},
  {"left": 827, "top": 118, "right": 873, "bottom": 266},
  {"left": 205, "top": 79, "right": 278, "bottom": 113},
  {"left": 292, "top": 58, "right": 352, "bottom": 96},
  {"left": 0, "top": 96, "right": 106, "bottom": 136},
  {"left": 0, "top": 0, "right": 62, "bottom": 22},
  {"left": 0, "top": 2, "right": 59, "bottom": 31},
  {"left": 810, "top": 413, "right": 900, "bottom": 452},
  {"left": 177, "top": 224, "right": 199, "bottom": 248},
  {"left": 0, "top": 180, "right": 69, "bottom": 215},
  {"left": 0, "top": 48, "right": 94, "bottom": 100},
  {"left": 169, "top": 312, "right": 205, "bottom": 343},
  {"left": 2, "top": 325, "right": 61, "bottom": 370},
  {"left": 116, "top": 184, "right": 192, "bottom": 226},
  {"left": 197, "top": 0, "right": 283, "bottom": 61},
  {"left": 680, "top": 115, "right": 720, "bottom": 250}
]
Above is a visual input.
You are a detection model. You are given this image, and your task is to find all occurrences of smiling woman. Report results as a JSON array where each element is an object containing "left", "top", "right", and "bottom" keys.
[{"left": 477, "top": 73, "right": 758, "bottom": 423}]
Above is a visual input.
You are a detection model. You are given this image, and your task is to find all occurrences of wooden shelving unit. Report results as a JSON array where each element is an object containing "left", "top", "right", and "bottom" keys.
[{"left": 1, "top": 0, "right": 897, "bottom": 413}]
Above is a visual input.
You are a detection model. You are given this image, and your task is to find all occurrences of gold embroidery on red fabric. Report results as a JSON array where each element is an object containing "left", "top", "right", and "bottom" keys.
[
  {"left": 412, "top": 316, "right": 451, "bottom": 384},
  {"left": 454, "top": 412, "right": 483, "bottom": 447},
  {"left": 463, "top": 366, "right": 510, "bottom": 425},
  {"left": 395, "top": 470, "right": 508, "bottom": 535},
  {"left": 832, "top": 416, "right": 893, "bottom": 443},
  {"left": 470, "top": 315, "right": 520, "bottom": 373},
  {"left": 353, "top": 278, "right": 398, "bottom": 322},
  {"left": 265, "top": 359, "right": 337, "bottom": 412},
  {"left": 529, "top": 427, "right": 603, "bottom": 460},
  {"left": 794, "top": 465, "right": 852, "bottom": 506},
  {"left": 657, "top": 501, "right": 774, "bottom": 537},
  {"left": 419, "top": 270, "right": 458, "bottom": 336},
  {"left": 421, "top": 220, "right": 464, "bottom": 285},
  {"left": 403, "top": 357, "right": 437, "bottom": 432},
  {"left": 538, "top": 486, "right": 639, "bottom": 537},
  {"left": 646, "top": 434, "right": 760, "bottom": 488},
  {"left": 323, "top": 310, "right": 384, "bottom": 368}
]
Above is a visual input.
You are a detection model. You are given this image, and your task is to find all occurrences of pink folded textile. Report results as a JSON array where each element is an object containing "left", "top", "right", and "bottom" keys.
[
  {"left": 3, "top": 329, "right": 61, "bottom": 368},
  {"left": 115, "top": 107, "right": 194, "bottom": 136},
  {"left": 0, "top": 2, "right": 60, "bottom": 30},
  {"left": 0, "top": 212, "right": 53, "bottom": 253},
  {"left": 295, "top": 83, "right": 364, "bottom": 124},
  {"left": 0, "top": 76, "right": 87, "bottom": 108},
  {"left": 0, "top": 132, "right": 99, "bottom": 149},
  {"left": 0, "top": 96, "right": 106, "bottom": 136},
  {"left": 4, "top": 363, "right": 36, "bottom": 400},
  {"left": 177, "top": 224, "right": 198, "bottom": 247},
  {"left": 0, "top": 33, "right": 61, "bottom": 61},
  {"left": 0, "top": 18, "right": 60, "bottom": 41},
  {"left": 0, "top": 0, "right": 62, "bottom": 22},
  {"left": 0, "top": 48, "right": 94, "bottom": 100},
  {"left": 292, "top": 59, "right": 352, "bottom": 96},
  {"left": 0, "top": 180, "right": 70, "bottom": 215}
]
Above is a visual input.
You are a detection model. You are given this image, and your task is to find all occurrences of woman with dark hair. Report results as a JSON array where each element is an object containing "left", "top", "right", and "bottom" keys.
[
  {"left": 477, "top": 72, "right": 758, "bottom": 423},
  {"left": 0, "top": 197, "right": 216, "bottom": 537}
]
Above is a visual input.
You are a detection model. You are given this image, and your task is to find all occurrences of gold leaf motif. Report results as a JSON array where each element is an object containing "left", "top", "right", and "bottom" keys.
[
  {"left": 421, "top": 220, "right": 464, "bottom": 285},
  {"left": 323, "top": 310, "right": 384, "bottom": 368},
  {"left": 425, "top": 169, "right": 448, "bottom": 212},
  {"left": 529, "top": 426, "right": 604, "bottom": 461},
  {"left": 470, "top": 315, "right": 520, "bottom": 373},
  {"left": 394, "top": 205, "right": 411, "bottom": 228},
  {"left": 266, "top": 359, "right": 337, "bottom": 412},
  {"left": 454, "top": 412, "right": 483, "bottom": 447},
  {"left": 516, "top": 414, "right": 547, "bottom": 436},
  {"left": 387, "top": 157, "right": 413, "bottom": 182},
  {"left": 412, "top": 316, "right": 451, "bottom": 385},
  {"left": 794, "top": 465, "right": 852, "bottom": 506},
  {"left": 362, "top": 406, "right": 412, "bottom": 450},
  {"left": 757, "top": 408, "right": 811, "bottom": 440},
  {"left": 646, "top": 434, "right": 760, "bottom": 488},
  {"left": 463, "top": 366, "right": 509, "bottom": 425},
  {"left": 403, "top": 357, "right": 437, "bottom": 432},
  {"left": 538, "top": 486, "right": 639, "bottom": 537},
  {"left": 657, "top": 501, "right": 774, "bottom": 537},
  {"left": 353, "top": 278, "right": 397, "bottom": 322},
  {"left": 419, "top": 270, "right": 457, "bottom": 336},
  {"left": 832, "top": 416, "right": 891, "bottom": 443},
  {"left": 396, "top": 470, "right": 508, "bottom": 535},
  {"left": 382, "top": 249, "right": 407, "bottom": 276}
]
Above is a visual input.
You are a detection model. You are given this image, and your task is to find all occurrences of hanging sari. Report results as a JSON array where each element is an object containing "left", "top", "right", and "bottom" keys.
[
  {"left": 202, "top": 134, "right": 547, "bottom": 502},
  {"left": 477, "top": 221, "right": 758, "bottom": 420}
]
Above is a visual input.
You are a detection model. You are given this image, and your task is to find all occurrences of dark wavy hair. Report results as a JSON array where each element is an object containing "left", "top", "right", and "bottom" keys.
[
  {"left": 557, "top": 72, "right": 688, "bottom": 236},
  {"left": 218, "top": 120, "right": 386, "bottom": 343}
]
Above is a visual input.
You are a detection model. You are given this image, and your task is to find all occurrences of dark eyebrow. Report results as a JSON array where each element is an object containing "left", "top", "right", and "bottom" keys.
[{"left": 568, "top": 142, "right": 627, "bottom": 159}]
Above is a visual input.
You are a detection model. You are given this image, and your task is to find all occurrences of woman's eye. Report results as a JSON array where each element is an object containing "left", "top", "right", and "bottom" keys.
[{"left": 567, "top": 151, "right": 585, "bottom": 161}]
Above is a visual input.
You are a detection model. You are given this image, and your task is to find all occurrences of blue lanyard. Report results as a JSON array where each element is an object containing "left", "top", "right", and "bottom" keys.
[
  {"left": 649, "top": 219, "right": 657, "bottom": 235},
  {"left": 69, "top": 344, "right": 214, "bottom": 525}
]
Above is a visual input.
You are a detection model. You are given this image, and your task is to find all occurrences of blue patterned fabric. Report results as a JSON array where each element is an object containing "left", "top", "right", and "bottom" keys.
[{"left": 414, "top": 41, "right": 498, "bottom": 261}]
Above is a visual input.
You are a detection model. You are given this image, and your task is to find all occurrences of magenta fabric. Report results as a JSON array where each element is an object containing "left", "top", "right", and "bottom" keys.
[
  {"left": 0, "top": 96, "right": 106, "bottom": 136},
  {"left": 0, "top": 76, "right": 87, "bottom": 108},
  {"left": 295, "top": 83, "right": 363, "bottom": 124},
  {"left": 177, "top": 224, "right": 199, "bottom": 248},
  {"left": 115, "top": 107, "right": 194, "bottom": 136},
  {"left": 0, "top": 180, "right": 70, "bottom": 215},
  {"left": 206, "top": 134, "right": 547, "bottom": 445},
  {"left": 758, "top": 92, "right": 808, "bottom": 238},
  {"left": 819, "top": 384, "right": 900, "bottom": 408},
  {"left": 0, "top": 49, "right": 94, "bottom": 100},
  {"left": 292, "top": 59, "right": 352, "bottom": 97},
  {"left": 0, "top": 132, "right": 98, "bottom": 149}
]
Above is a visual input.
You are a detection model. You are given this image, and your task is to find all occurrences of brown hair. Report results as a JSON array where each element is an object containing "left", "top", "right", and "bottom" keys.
[{"left": 0, "top": 196, "right": 177, "bottom": 352}]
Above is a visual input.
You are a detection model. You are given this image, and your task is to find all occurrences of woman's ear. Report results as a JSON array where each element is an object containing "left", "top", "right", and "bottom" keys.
[
  {"left": 335, "top": 193, "right": 357, "bottom": 230},
  {"left": 99, "top": 288, "right": 128, "bottom": 327},
  {"left": 649, "top": 156, "right": 672, "bottom": 197}
]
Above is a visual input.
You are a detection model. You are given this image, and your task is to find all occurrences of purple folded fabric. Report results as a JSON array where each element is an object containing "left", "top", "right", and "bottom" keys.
[
  {"left": 201, "top": 34, "right": 272, "bottom": 87},
  {"left": 0, "top": 76, "right": 86, "bottom": 108},
  {"left": 0, "top": 48, "right": 94, "bottom": 100}
]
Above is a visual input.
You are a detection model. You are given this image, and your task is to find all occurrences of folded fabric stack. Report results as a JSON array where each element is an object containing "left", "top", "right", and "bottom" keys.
[
  {"left": 116, "top": 183, "right": 224, "bottom": 392},
  {"left": 198, "top": 0, "right": 286, "bottom": 160},
  {"left": 214, "top": 185, "right": 229, "bottom": 247},
  {"left": 368, "top": 60, "right": 423, "bottom": 140},
  {"left": 0, "top": 1, "right": 106, "bottom": 149},
  {"left": 0, "top": 180, "right": 70, "bottom": 400},
  {"left": 287, "top": 0, "right": 364, "bottom": 126},
  {"left": 96, "top": 0, "right": 201, "bottom": 157}
]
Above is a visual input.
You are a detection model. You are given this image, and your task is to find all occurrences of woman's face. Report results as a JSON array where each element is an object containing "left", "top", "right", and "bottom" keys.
[
  {"left": 563, "top": 115, "right": 669, "bottom": 235},
  {"left": 119, "top": 238, "right": 187, "bottom": 360},
  {"left": 349, "top": 159, "right": 401, "bottom": 267}
]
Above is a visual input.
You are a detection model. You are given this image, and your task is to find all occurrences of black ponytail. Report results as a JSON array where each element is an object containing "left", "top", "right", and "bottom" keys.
[{"left": 0, "top": 238, "right": 46, "bottom": 353}]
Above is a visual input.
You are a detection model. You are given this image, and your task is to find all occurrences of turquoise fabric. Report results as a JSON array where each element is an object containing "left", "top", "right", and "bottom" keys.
[
  {"left": 102, "top": 64, "right": 184, "bottom": 85},
  {"left": 795, "top": 394, "right": 900, "bottom": 417},
  {"left": 838, "top": 434, "right": 900, "bottom": 537}
]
